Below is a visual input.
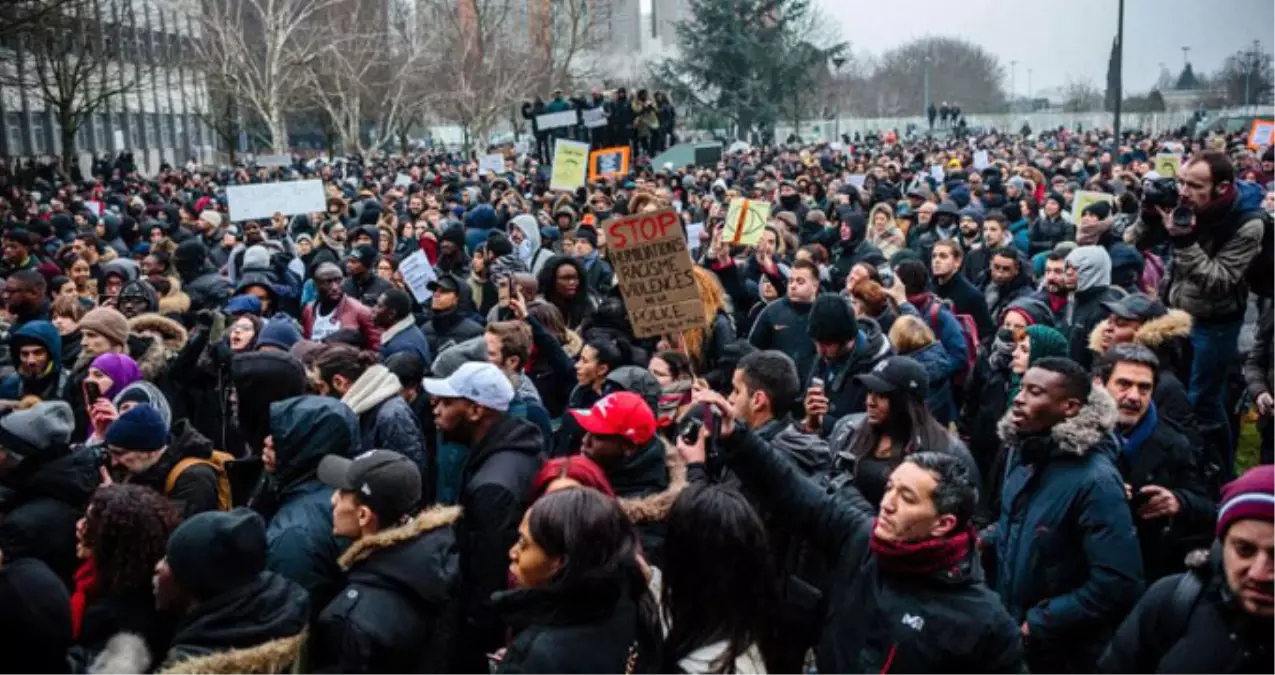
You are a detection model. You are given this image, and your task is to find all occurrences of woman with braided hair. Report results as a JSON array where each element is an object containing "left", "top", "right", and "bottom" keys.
[{"left": 68, "top": 484, "right": 181, "bottom": 672}]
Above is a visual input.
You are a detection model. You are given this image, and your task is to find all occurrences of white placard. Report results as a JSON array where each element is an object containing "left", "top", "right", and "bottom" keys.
[
  {"left": 536, "top": 110, "right": 578, "bottom": 131},
  {"left": 685, "top": 222, "right": 705, "bottom": 248},
  {"left": 930, "top": 165, "right": 945, "bottom": 182},
  {"left": 395, "top": 173, "right": 412, "bottom": 187},
  {"left": 255, "top": 154, "right": 292, "bottom": 167},
  {"left": 973, "top": 150, "right": 989, "bottom": 170},
  {"left": 226, "top": 179, "right": 326, "bottom": 222},
  {"left": 582, "top": 107, "right": 607, "bottom": 129},
  {"left": 398, "top": 249, "right": 437, "bottom": 304},
  {"left": 847, "top": 174, "right": 867, "bottom": 189},
  {"left": 479, "top": 154, "right": 504, "bottom": 175}
]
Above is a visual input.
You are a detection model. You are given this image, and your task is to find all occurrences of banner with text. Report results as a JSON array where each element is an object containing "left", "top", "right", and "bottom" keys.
[
  {"left": 226, "top": 179, "right": 325, "bottom": 222},
  {"left": 550, "top": 140, "right": 590, "bottom": 192},
  {"left": 605, "top": 208, "right": 706, "bottom": 338},
  {"left": 537, "top": 110, "right": 578, "bottom": 131}
]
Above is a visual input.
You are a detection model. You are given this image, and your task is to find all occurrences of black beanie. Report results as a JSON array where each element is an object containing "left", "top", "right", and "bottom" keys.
[
  {"left": 486, "top": 230, "right": 514, "bottom": 257},
  {"left": 174, "top": 238, "right": 207, "bottom": 265},
  {"left": 1081, "top": 200, "right": 1112, "bottom": 220},
  {"left": 166, "top": 509, "right": 267, "bottom": 601},
  {"left": 1001, "top": 201, "right": 1022, "bottom": 223},
  {"left": 808, "top": 294, "right": 859, "bottom": 344}
]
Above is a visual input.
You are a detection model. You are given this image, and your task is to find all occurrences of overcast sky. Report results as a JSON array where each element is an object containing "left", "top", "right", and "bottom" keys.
[{"left": 813, "top": 0, "right": 1274, "bottom": 95}]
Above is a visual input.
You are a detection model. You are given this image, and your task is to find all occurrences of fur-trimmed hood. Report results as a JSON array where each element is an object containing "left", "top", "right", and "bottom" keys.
[
  {"left": 1087, "top": 308, "right": 1192, "bottom": 354},
  {"left": 129, "top": 313, "right": 189, "bottom": 354},
  {"left": 158, "top": 632, "right": 306, "bottom": 675},
  {"left": 128, "top": 314, "right": 187, "bottom": 380},
  {"left": 997, "top": 386, "right": 1117, "bottom": 456},
  {"left": 338, "top": 505, "right": 461, "bottom": 570},
  {"left": 158, "top": 276, "right": 192, "bottom": 315},
  {"left": 618, "top": 437, "right": 687, "bottom": 524}
]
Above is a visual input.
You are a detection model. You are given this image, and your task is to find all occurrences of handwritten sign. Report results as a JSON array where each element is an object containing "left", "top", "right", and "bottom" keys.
[
  {"left": 549, "top": 139, "right": 590, "bottom": 192},
  {"left": 588, "top": 146, "right": 630, "bottom": 181},
  {"left": 723, "top": 199, "right": 771, "bottom": 245},
  {"left": 1071, "top": 190, "right": 1114, "bottom": 221},
  {"left": 479, "top": 154, "right": 504, "bottom": 175},
  {"left": 536, "top": 110, "right": 578, "bottom": 131},
  {"left": 1154, "top": 154, "right": 1181, "bottom": 178},
  {"left": 397, "top": 249, "right": 437, "bottom": 304},
  {"left": 604, "top": 208, "right": 706, "bottom": 338},
  {"left": 1247, "top": 120, "right": 1273, "bottom": 149},
  {"left": 226, "top": 179, "right": 325, "bottom": 222},
  {"left": 582, "top": 107, "right": 607, "bottom": 128}
]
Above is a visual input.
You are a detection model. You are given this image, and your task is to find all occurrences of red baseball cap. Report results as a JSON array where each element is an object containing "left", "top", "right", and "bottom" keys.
[{"left": 568, "top": 392, "right": 656, "bottom": 445}]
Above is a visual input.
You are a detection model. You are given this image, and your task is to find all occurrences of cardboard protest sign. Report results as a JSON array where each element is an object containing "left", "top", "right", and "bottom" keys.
[
  {"left": 550, "top": 140, "right": 590, "bottom": 191},
  {"left": 582, "top": 107, "right": 607, "bottom": 128},
  {"left": 479, "top": 154, "right": 504, "bottom": 175},
  {"left": 536, "top": 110, "right": 578, "bottom": 131},
  {"left": 1247, "top": 120, "right": 1274, "bottom": 149},
  {"left": 605, "top": 208, "right": 706, "bottom": 338},
  {"left": 1154, "top": 154, "right": 1182, "bottom": 178},
  {"left": 226, "top": 179, "right": 325, "bottom": 222},
  {"left": 722, "top": 199, "right": 771, "bottom": 246},
  {"left": 588, "top": 147, "right": 631, "bottom": 181},
  {"left": 1072, "top": 190, "right": 1114, "bottom": 220},
  {"left": 397, "top": 250, "right": 437, "bottom": 304}
]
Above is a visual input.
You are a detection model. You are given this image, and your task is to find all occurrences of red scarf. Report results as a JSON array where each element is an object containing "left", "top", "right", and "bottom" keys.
[
  {"left": 869, "top": 522, "right": 974, "bottom": 576},
  {"left": 70, "top": 558, "right": 97, "bottom": 639}
]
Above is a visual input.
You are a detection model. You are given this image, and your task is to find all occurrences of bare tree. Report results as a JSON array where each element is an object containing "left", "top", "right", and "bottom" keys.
[
  {"left": 420, "top": 0, "right": 536, "bottom": 152},
  {"left": 1212, "top": 45, "right": 1274, "bottom": 106},
  {"left": 1061, "top": 77, "right": 1104, "bottom": 113},
  {"left": 187, "top": 0, "right": 342, "bottom": 154},
  {"left": 0, "top": 0, "right": 83, "bottom": 41},
  {"left": 844, "top": 36, "right": 1005, "bottom": 117},
  {"left": 0, "top": 0, "right": 143, "bottom": 176}
]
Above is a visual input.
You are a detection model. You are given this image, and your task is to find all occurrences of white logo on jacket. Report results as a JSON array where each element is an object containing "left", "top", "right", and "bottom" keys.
[{"left": 901, "top": 613, "right": 924, "bottom": 631}]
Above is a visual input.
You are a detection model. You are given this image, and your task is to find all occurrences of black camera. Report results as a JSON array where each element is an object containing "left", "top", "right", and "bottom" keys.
[{"left": 1142, "top": 177, "right": 1179, "bottom": 210}]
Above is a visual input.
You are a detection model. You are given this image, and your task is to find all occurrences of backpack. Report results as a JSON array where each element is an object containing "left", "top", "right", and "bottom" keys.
[
  {"left": 165, "top": 451, "right": 235, "bottom": 511},
  {"left": 927, "top": 300, "right": 979, "bottom": 387}
]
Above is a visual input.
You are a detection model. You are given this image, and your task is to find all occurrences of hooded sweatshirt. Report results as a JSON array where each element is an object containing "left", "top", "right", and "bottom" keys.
[
  {"left": 341, "top": 366, "right": 427, "bottom": 474},
  {"left": 1064, "top": 246, "right": 1119, "bottom": 368},
  {"left": 1, "top": 321, "right": 65, "bottom": 401}
]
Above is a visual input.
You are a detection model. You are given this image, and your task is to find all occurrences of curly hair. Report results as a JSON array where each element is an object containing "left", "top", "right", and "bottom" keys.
[{"left": 83, "top": 484, "right": 180, "bottom": 596}]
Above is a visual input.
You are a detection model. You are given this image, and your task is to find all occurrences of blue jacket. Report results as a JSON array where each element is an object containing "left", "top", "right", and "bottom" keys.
[
  {"left": 0, "top": 320, "right": 64, "bottom": 401},
  {"left": 265, "top": 480, "right": 343, "bottom": 606},
  {"left": 379, "top": 319, "right": 434, "bottom": 371},
  {"left": 984, "top": 388, "right": 1144, "bottom": 666},
  {"left": 907, "top": 340, "right": 954, "bottom": 426},
  {"left": 1008, "top": 218, "right": 1031, "bottom": 253},
  {"left": 464, "top": 205, "right": 499, "bottom": 255},
  {"left": 908, "top": 295, "right": 968, "bottom": 380}
]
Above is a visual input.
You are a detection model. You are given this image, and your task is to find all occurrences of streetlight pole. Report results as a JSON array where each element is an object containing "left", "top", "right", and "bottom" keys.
[
  {"left": 1245, "top": 39, "right": 1259, "bottom": 107},
  {"left": 1113, "top": 0, "right": 1124, "bottom": 139},
  {"left": 832, "top": 56, "right": 846, "bottom": 141},
  {"left": 923, "top": 56, "right": 931, "bottom": 118},
  {"left": 1010, "top": 60, "right": 1017, "bottom": 108},
  {"left": 1027, "top": 68, "right": 1033, "bottom": 105}
]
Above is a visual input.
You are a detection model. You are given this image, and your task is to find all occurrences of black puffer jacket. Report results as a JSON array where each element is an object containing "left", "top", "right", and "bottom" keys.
[
  {"left": 312, "top": 507, "right": 461, "bottom": 674},
  {"left": 803, "top": 317, "right": 893, "bottom": 435},
  {"left": 721, "top": 427, "right": 1025, "bottom": 673},
  {"left": 1098, "top": 550, "right": 1273, "bottom": 673},
  {"left": 605, "top": 437, "right": 671, "bottom": 565},
  {"left": 1028, "top": 215, "right": 1075, "bottom": 257},
  {"left": 0, "top": 447, "right": 99, "bottom": 586}
]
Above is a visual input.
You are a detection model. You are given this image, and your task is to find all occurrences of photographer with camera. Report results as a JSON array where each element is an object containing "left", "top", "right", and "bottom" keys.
[{"left": 1125, "top": 150, "right": 1268, "bottom": 478}]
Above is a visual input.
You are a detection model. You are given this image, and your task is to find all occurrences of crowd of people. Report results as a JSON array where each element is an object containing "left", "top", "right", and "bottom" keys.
[
  {"left": 0, "top": 117, "right": 1271, "bottom": 674},
  {"left": 521, "top": 87, "right": 677, "bottom": 162}
]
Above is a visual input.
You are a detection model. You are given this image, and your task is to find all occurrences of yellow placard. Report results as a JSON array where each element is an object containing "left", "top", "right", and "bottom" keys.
[
  {"left": 1072, "top": 190, "right": 1114, "bottom": 220},
  {"left": 1154, "top": 154, "right": 1181, "bottom": 178},
  {"left": 549, "top": 139, "right": 590, "bottom": 192},
  {"left": 722, "top": 199, "right": 771, "bottom": 246}
]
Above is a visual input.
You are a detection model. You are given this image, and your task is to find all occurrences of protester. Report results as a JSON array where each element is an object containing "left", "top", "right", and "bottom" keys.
[
  {"left": 749, "top": 259, "right": 820, "bottom": 382},
  {"left": 301, "top": 262, "right": 380, "bottom": 349},
  {"left": 312, "top": 344, "right": 426, "bottom": 474},
  {"left": 101, "top": 402, "right": 225, "bottom": 517}
]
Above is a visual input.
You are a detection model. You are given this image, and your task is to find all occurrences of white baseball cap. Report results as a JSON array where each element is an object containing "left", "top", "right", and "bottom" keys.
[{"left": 421, "top": 362, "right": 514, "bottom": 412}]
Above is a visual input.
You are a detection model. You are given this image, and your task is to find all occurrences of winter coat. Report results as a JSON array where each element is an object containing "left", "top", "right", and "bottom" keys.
[
  {"left": 1065, "top": 285, "right": 1122, "bottom": 369},
  {"left": 342, "top": 365, "right": 427, "bottom": 476},
  {"left": 0, "top": 558, "right": 72, "bottom": 674},
  {"left": 0, "top": 320, "right": 67, "bottom": 402},
  {"left": 748, "top": 298, "right": 816, "bottom": 383},
  {"left": 961, "top": 348, "right": 1016, "bottom": 501},
  {"left": 605, "top": 437, "right": 671, "bottom": 564},
  {"left": 379, "top": 316, "right": 433, "bottom": 366},
  {"left": 719, "top": 428, "right": 1026, "bottom": 674},
  {"left": 341, "top": 273, "right": 393, "bottom": 310},
  {"left": 1007, "top": 217, "right": 1031, "bottom": 253},
  {"left": 253, "top": 397, "right": 358, "bottom": 610},
  {"left": 455, "top": 414, "right": 544, "bottom": 670},
  {"left": 311, "top": 506, "right": 462, "bottom": 674},
  {"left": 181, "top": 267, "right": 232, "bottom": 315},
  {"left": 1126, "top": 180, "right": 1266, "bottom": 323},
  {"left": 423, "top": 307, "right": 485, "bottom": 356},
  {"left": 803, "top": 317, "right": 892, "bottom": 434},
  {"left": 493, "top": 577, "right": 654, "bottom": 674},
  {"left": 1097, "top": 550, "right": 1273, "bottom": 674},
  {"left": 0, "top": 447, "right": 99, "bottom": 587},
  {"left": 935, "top": 271, "right": 994, "bottom": 342},
  {"left": 302, "top": 296, "right": 381, "bottom": 350},
  {"left": 1113, "top": 407, "right": 1216, "bottom": 583},
  {"left": 906, "top": 295, "right": 968, "bottom": 380},
  {"left": 526, "top": 315, "right": 577, "bottom": 419},
  {"left": 983, "top": 388, "right": 1145, "bottom": 671},
  {"left": 124, "top": 419, "right": 222, "bottom": 518},
  {"left": 158, "top": 572, "right": 309, "bottom": 674},
  {"left": 69, "top": 586, "right": 171, "bottom": 673},
  {"left": 581, "top": 254, "right": 615, "bottom": 298},
  {"left": 1027, "top": 215, "right": 1075, "bottom": 257},
  {"left": 904, "top": 340, "right": 955, "bottom": 425},
  {"left": 1243, "top": 306, "right": 1272, "bottom": 404}
]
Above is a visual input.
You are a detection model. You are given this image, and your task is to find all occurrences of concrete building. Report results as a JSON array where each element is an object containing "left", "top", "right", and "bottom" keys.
[
  {"left": 0, "top": 0, "right": 214, "bottom": 174},
  {"left": 593, "top": 0, "right": 641, "bottom": 56},
  {"left": 651, "top": 0, "right": 685, "bottom": 49}
]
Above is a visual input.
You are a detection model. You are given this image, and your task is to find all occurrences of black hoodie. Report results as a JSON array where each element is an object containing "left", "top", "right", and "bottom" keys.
[
  {"left": 161, "top": 572, "right": 309, "bottom": 670},
  {"left": 455, "top": 414, "right": 544, "bottom": 671},
  {"left": 0, "top": 447, "right": 99, "bottom": 587}
]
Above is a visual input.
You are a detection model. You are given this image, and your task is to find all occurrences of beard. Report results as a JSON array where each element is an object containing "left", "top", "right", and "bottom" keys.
[{"left": 439, "top": 423, "right": 472, "bottom": 446}]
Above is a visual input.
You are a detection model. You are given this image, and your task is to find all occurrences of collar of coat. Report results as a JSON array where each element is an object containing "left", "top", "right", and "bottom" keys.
[
  {"left": 379, "top": 315, "right": 416, "bottom": 347},
  {"left": 338, "top": 505, "right": 462, "bottom": 570},
  {"left": 617, "top": 437, "right": 687, "bottom": 524},
  {"left": 340, "top": 364, "right": 401, "bottom": 416},
  {"left": 157, "top": 631, "right": 306, "bottom": 675},
  {"left": 996, "top": 386, "right": 1117, "bottom": 457},
  {"left": 1087, "top": 308, "right": 1193, "bottom": 354}
]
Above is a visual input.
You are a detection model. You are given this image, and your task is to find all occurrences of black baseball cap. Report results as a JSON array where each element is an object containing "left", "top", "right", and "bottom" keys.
[
  {"left": 426, "top": 274, "right": 461, "bottom": 293},
  {"left": 318, "top": 450, "right": 421, "bottom": 524},
  {"left": 1102, "top": 293, "right": 1167, "bottom": 322},
  {"left": 854, "top": 356, "right": 930, "bottom": 399}
]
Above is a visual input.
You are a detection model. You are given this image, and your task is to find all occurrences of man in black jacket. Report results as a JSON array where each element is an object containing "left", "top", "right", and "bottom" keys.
[
  {"left": 1098, "top": 465, "right": 1273, "bottom": 673},
  {"left": 422, "top": 274, "right": 484, "bottom": 356},
  {"left": 983, "top": 247, "right": 1034, "bottom": 327},
  {"left": 343, "top": 244, "right": 393, "bottom": 308},
  {"left": 1096, "top": 345, "right": 1215, "bottom": 582},
  {"left": 932, "top": 240, "right": 994, "bottom": 340},
  {"left": 103, "top": 403, "right": 222, "bottom": 518},
  {"left": 679, "top": 390, "right": 1025, "bottom": 673},
  {"left": 423, "top": 362, "right": 543, "bottom": 672},
  {"left": 803, "top": 295, "right": 892, "bottom": 436},
  {"left": 1063, "top": 245, "right": 1120, "bottom": 369},
  {"left": 313, "top": 450, "right": 460, "bottom": 673}
]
